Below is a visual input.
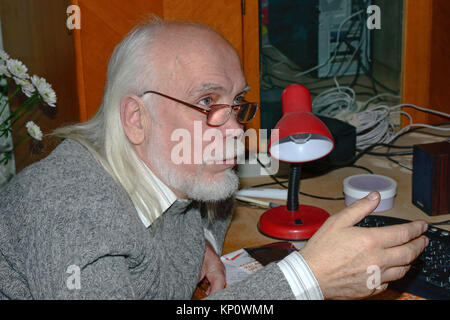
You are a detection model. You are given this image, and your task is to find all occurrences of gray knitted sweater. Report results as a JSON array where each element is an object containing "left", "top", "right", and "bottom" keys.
[{"left": 0, "top": 139, "right": 294, "bottom": 300}]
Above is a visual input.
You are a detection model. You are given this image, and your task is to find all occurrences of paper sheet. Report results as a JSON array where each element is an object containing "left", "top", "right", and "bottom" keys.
[{"left": 221, "top": 242, "right": 307, "bottom": 285}]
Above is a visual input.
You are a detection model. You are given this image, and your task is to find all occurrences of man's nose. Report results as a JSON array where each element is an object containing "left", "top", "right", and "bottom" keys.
[
  {"left": 222, "top": 109, "right": 244, "bottom": 132},
  {"left": 223, "top": 122, "right": 244, "bottom": 146}
]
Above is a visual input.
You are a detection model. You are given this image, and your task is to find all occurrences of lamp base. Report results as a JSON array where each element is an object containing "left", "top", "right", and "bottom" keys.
[{"left": 258, "top": 205, "right": 330, "bottom": 240}]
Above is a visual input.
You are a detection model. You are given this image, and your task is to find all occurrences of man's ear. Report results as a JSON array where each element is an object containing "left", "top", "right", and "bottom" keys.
[{"left": 120, "top": 94, "right": 148, "bottom": 145}]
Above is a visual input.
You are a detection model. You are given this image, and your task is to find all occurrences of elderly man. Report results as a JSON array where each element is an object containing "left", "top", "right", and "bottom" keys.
[{"left": 0, "top": 19, "right": 428, "bottom": 300}]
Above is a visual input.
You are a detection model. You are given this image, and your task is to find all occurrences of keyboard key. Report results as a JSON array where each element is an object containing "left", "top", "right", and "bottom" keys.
[{"left": 356, "top": 215, "right": 450, "bottom": 299}]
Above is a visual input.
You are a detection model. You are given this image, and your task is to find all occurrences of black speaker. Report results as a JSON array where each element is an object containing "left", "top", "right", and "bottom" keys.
[
  {"left": 412, "top": 141, "right": 450, "bottom": 216},
  {"left": 302, "top": 115, "right": 356, "bottom": 173}
]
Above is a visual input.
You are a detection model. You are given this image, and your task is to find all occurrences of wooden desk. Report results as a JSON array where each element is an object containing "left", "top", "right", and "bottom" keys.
[{"left": 222, "top": 130, "right": 450, "bottom": 300}]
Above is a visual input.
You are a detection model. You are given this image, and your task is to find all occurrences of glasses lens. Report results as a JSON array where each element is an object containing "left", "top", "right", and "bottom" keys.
[
  {"left": 207, "top": 103, "right": 258, "bottom": 126},
  {"left": 237, "top": 103, "right": 258, "bottom": 123},
  {"left": 207, "top": 105, "right": 232, "bottom": 126}
]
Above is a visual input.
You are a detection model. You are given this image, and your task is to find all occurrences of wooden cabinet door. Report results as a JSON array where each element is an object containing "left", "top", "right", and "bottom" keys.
[
  {"left": 74, "top": 0, "right": 260, "bottom": 124},
  {"left": 402, "top": 0, "right": 450, "bottom": 125}
]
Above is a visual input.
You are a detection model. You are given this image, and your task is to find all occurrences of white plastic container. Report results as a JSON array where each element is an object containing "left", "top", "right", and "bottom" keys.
[{"left": 343, "top": 174, "right": 397, "bottom": 212}]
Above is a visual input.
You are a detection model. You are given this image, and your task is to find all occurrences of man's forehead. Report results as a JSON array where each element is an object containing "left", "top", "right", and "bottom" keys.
[
  {"left": 188, "top": 82, "right": 250, "bottom": 95},
  {"left": 155, "top": 24, "right": 233, "bottom": 58},
  {"left": 153, "top": 23, "right": 246, "bottom": 94}
]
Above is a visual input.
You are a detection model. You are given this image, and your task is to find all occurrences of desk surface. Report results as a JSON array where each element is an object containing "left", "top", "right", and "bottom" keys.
[{"left": 222, "top": 130, "right": 450, "bottom": 300}]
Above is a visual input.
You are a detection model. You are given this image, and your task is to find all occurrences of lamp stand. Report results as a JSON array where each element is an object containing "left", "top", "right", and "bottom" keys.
[{"left": 258, "top": 163, "right": 330, "bottom": 240}]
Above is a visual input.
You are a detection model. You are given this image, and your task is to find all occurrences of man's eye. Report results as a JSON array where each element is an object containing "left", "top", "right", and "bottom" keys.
[
  {"left": 198, "top": 97, "right": 212, "bottom": 106},
  {"left": 234, "top": 96, "right": 245, "bottom": 104}
]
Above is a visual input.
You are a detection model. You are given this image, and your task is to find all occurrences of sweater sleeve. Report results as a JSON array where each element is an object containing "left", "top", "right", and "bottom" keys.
[
  {"left": 201, "top": 252, "right": 323, "bottom": 300},
  {"left": 54, "top": 256, "right": 136, "bottom": 299},
  {"left": 22, "top": 159, "right": 142, "bottom": 299},
  {"left": 205, "top": 262, "right": 296, "bottom": 300},
  {"left": 204, "top": 252, "right": 323, "bottom": 300},
  {"left": 28, "top": 234, "right": 137, "bottom": 299},
  {"left": 26, "top": 198, "right": 139, "bottom": 300}
]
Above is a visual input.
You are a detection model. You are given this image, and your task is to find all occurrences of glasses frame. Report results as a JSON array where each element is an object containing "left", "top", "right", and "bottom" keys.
[{"left": 139, "top": 90, "right": 258, "bottom": 127}]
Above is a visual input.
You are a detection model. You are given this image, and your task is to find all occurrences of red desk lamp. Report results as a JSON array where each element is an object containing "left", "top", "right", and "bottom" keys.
[{"left": 258, "top": 84, "right": 335, "bottom": 240}]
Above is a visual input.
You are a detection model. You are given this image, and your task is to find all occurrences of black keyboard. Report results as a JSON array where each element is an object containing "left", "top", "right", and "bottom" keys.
[{"left": 356, "top": 215, "right": 450, "bottom": 300}]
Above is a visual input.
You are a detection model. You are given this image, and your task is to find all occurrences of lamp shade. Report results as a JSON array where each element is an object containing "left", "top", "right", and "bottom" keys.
[{"left": 268, "top": 84, "right": 334, "bottom": 163}]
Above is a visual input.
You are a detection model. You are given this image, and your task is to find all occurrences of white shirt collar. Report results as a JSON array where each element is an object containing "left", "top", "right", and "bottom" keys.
[{"left": 136, "top": 164, "right": 178, "bottom": 228}]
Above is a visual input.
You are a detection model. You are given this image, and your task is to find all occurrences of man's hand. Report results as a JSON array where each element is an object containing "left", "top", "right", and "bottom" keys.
[
  {"left": 300, "top": 191, "right": 429, "bottom": 300},
  {"left": 198, "top": 240, "right": 226, "bottom": 296}
]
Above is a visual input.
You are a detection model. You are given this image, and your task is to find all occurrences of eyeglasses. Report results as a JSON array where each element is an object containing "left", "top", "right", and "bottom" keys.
[{"left": 139, "top": 90, "right": 258, "bottom": 127}]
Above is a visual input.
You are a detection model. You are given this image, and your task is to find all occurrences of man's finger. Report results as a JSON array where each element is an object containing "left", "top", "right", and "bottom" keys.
[
  {"left": 206, "top": 272, "right": 226, "bottom": 294},
  {"left": 376, "top": 221, "right": 428, "bottom": 248},
  {"left": 381, "top": 265, "right": 411, "bottom": 283},
  {"left": 371, "top": 282, "right": 389, "bottom": 296},
  {"left": 333, "top": 191, "right": 381, "bottom": 228},
  {"left": 382, "top": 235, "right": 429, "bottom": 267}
]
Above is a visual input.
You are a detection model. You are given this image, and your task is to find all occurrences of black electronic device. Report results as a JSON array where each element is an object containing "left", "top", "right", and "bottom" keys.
[
  {"left": 412, "top": 141, "right": 450, "bottom": 216},
  {"left": 357, "top": 214, "right": 450, "bottom": 300},
  {"left": 302, "top": 115, "right": 356, "bottom": 173}
]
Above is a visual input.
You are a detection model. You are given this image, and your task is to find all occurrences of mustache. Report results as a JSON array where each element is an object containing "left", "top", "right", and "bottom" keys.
[{"left": 203, "top": 136, "right": 246, "bottom": 164}]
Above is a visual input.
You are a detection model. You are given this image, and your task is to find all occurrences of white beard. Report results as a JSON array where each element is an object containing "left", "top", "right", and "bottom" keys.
[
  {"left": 151, "top": 157, "right": 239, "bottom": 201},
  {"left": 183, "top": 167, "right": 239, "bottom": 201},
  {"left": 148, "top": 129, "right": 242, "bottom": 201}
]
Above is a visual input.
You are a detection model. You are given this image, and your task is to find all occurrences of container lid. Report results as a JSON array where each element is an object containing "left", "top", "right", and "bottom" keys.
[{"left": 343, "top": 174, "right": 397, "bottom": 199}]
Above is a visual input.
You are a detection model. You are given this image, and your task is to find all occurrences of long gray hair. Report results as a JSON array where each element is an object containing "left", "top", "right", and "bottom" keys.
[{"left": 52, "top": 18, "right": 173, "bottom": 224}]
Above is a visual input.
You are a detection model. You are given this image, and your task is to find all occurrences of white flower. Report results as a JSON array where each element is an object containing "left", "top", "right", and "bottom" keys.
[
  {"left": 14, "top": 77, "right": 35, "bottom": 98},
  {"left": 26, "top": 121, "right": 43, "bottom": 141},
  {"left": 0, "top": 95, "right": 7, "bottom": 106},
  {"left": 0, "top": 64, "right": 11, "bottom": 77},
  {"left": 7, "top": 58, "right": 29, "bottom": 79},
  {"left": 0, "top": 49, "right": 9, "bottom": 62},
  {"left": 30, "top": 75, "right": 57, "bottom": 107}
]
